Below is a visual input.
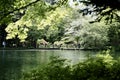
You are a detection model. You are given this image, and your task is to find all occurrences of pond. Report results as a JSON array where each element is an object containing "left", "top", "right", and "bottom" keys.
[{"left": 0, "top": 49, "right": 108, "bottom": 80}]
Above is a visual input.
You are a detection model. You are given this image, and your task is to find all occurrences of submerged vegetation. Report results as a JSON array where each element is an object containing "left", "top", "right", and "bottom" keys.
[{"left": 21, "top": 50, "right": 120, "bottom": 80}]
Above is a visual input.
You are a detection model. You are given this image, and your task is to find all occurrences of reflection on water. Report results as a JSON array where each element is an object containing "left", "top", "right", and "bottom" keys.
[{"left": 0, "top": 50, "right": 97, "bottom": 80}]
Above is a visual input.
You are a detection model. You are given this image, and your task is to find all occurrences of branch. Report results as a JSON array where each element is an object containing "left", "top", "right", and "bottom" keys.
[{"left": 0, "top": 0, "right": 41, "bottom": 21}]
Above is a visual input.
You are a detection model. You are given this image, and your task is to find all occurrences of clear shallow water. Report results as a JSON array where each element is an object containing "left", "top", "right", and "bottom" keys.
[{"left": 0, "top": 50, "right": 98, "bottom": 80}]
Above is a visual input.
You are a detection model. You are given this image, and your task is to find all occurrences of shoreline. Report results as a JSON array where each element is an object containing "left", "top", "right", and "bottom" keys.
[{"left": 0, "top": 47, "right": 103, "bottom": 51}]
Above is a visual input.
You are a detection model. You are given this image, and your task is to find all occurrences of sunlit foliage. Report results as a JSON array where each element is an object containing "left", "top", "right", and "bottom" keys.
[
  {"left": 63, "top": 10, "right": 109, "bottom": 49},
  {"left": 22, "top": 51, "right": 120, "bottom": 80},
  {"left": 5, "top": 1, "right": 72, "bottom": 42},
  {"left": 0, "top": 0, "right": 69, "bottom": 24},
  {"left": 2, "top": 0, "right": 120, "bottom": 49}
]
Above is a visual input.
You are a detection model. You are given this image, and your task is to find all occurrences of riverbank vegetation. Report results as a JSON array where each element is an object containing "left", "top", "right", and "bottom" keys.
[
  {"left": 0, "top": 0, "right": 120, "bottom": 51},
  {"left": 21, "top": 50, "right": 120, "bottom": 80},
  {"left": 0, "top": 0, "right": 120, "bottom": 79}
]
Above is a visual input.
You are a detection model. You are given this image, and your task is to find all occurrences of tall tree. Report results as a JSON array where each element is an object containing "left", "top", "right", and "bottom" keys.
[{"left": 5, "top": 4, "right": 72, "bottom": 41}]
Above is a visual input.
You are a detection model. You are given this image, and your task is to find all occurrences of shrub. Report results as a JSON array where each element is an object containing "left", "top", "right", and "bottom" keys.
[{"left": 21, "top": 51, "right": 120, "bottom": 80}]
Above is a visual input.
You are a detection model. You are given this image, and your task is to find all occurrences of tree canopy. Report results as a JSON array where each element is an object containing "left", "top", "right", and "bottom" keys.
[
  {"left": 77, "top": 0, "right": 120, "bottom": 22},
  {"left": 1, "top": 0, "right": 120, "bottom": 24},
  {"left": 0, "top": 0, "right": 120, "bottom": 49},
  {"left": 0, "top": 0, "right": 68, "bottom": 24}
]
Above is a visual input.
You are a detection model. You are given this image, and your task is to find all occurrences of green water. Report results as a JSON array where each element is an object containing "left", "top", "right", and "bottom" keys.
[{"left": 0, "top": 50, "right": 97, "bottom": 80}]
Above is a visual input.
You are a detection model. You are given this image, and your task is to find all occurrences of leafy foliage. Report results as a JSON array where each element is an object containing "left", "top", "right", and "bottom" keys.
[
  {"left": 79, "top": 23, "right": 109, "bottom": 49},
  {"left": 21, "top": 51, "right": 120, "bottom": 80},
  {"left": 63, "top": 11, "right": 109, "bottom": 49},
  {"left": 5, "top": 3, "right": 72, "bottom": 42},
  {"left": 21, "top": 56, "right": 72, "bottom": 80},
  {"left": 2, "top": 0, "right": 120, "bottom": 49},
  {"left": 0, "top": 0, "right": 69, "bottom": 24},
  {"left": 108, "top": 22, "right": 120, "bottom": 50},
  {"left": 72, "top": 0, "right": 120, "bottom": 22},
  {"left": 0, "top": 0, "right": 34, "bottom": 24}
]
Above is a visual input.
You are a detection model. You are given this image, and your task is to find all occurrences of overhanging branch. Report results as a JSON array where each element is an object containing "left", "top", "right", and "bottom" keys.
[{"left": 0, "top": 0, "right": 41, "bottom": 21}]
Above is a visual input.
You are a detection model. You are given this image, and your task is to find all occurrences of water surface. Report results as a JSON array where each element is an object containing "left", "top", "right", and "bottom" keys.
[{"left": 0, "top": 49, "right": 97, "bottom": 80}]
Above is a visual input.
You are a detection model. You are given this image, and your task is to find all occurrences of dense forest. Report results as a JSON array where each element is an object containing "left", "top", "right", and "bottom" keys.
[
  {"left": 0, "top": 0, "right": 120, "bottom": 50},
  {"left": 0, "top": 0, "right": 120, "bottom": 80}
]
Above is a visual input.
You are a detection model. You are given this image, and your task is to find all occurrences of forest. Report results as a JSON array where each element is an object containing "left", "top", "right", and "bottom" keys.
[
  {"left": 0, "top": 0, "right": 120, "bottom": 50},
  {"left": 0, "top": 0, "right": 120, "bottom": 80}
]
